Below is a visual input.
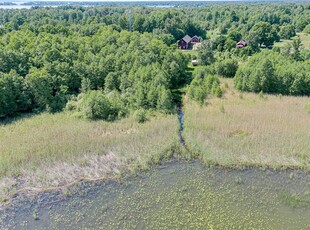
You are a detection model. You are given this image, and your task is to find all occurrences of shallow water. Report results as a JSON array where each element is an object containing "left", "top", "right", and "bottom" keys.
[
  {"left": 0, "top": 5, "right": 32, "bottom": 9},
  {"left": 178, "top": 107, "right": 185, "bottom": 146},
  {"left": 1, "top": 161, "right": 310, "bottom": 229}
]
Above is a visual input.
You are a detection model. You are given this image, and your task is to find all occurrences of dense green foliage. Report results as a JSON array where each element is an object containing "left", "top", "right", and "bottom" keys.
[
  {"left": 234, "top": 50, "right": 310, "bottom": 95},
  {"left": 215, "top": 59, "right": 238, "bottom": 78},
  {"left": 66, "top": 90, "right": 120, "bottom": 120},
  {"left": 0, "top": 23, "right": 188, "bottom": 118},
  {"left": 188, "top": 67, "right": 222, "bottom": 104},
  {"left": 0, "top": 3, "right": 309, "bottom": 118},
  {"left": 279, "top": 25, "right": 296, "bottom": 39}
]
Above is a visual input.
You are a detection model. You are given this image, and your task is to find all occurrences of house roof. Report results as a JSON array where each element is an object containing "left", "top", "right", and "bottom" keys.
[
  {"left": 237, "top": 40, "right": 247, "bottom": 45},
  {"left": 182, "top": 35, "right": 192, "bottom": 44}
]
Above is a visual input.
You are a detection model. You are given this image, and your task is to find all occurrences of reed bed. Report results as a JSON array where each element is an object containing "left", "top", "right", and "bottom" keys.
[
  {"left": 183, "top": 78, "right": 310, "bottom": 170},
  {"left": 0, "top": 112, "right": 179, "bottom": 199}
]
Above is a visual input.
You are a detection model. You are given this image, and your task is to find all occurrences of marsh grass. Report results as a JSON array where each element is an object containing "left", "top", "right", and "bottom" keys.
[
  {"left": 183, "top": 78, "right": 310, "bottom": 170},
  {"left": 0, "top": 112, "right": 180, "bottom": 199}
]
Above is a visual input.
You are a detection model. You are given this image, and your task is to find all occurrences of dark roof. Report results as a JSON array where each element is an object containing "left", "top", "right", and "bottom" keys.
[{"left": 182, "top": 35, "right": 192, "bottom": 44}]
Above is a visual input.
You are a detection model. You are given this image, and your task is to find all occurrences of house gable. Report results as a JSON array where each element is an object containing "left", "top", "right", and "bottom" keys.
[{"left": 191, "top": 35, "right": 200, "bottom": 43}]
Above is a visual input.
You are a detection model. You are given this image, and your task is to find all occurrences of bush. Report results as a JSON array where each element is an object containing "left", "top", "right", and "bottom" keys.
[
  {"left": 65, "top": 91, "right": 113, "bottom": 120},
  {"left": 188, "top": 68, "right": 221, "bottom": 104},
  {"left": 65, "top": 96, "right": 78, "bottom": 111},
  {"left": 215, "top": 59, "right": 238, "bottom": 78},
  {"left": 133, "top": 109, "right": 147, "bottom": 123},
  {"left": 79, "top": 91, "right": 112, "bottom": 120},
  {"left": 214, "top": 86, "right": 223, "bottom": 98}
]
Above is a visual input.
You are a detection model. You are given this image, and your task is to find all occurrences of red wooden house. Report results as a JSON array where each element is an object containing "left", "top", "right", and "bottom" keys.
[
  {"left": 177, "top": 35, "right": 192, "bottom": 49},
  {"left": 177, "top": 35, "right": 201, "bottom": 50}
]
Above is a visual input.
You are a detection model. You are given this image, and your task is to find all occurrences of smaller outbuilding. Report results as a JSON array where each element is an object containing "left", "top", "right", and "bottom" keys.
[
  {"left": 236, "top": 40, "right": 247, "bottom": 48},
  {"left": 191, "top": 35, "right": 200, "bottom": 43}
]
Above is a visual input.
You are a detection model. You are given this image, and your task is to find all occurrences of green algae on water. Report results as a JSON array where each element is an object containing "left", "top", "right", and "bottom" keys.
[{"left": 1, "top": 161, "right": 310, "bottom": 229}]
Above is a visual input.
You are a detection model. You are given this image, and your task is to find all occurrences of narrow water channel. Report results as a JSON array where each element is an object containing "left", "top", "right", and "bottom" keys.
[
  {"left": 1, "top": 161, "right": 310, "bottom": 229},
  {"left": 178, "top": 107, "right": 185, "bottom": 146}
]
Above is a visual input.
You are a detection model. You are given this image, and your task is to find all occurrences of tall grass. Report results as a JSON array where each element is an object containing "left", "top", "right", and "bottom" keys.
[
  {"left": 183, "top": 78, "right": 310, "bottom": 170},
  {"left": 0, "top": 112, "right": 179, "bottom": 197}
]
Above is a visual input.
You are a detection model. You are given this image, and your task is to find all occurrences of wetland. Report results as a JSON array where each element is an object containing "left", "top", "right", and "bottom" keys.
[
  {"left": 1, "top": 2, "right": 310, "bottom": 228},
  {"left": 1, "top": 161, "right": 310, "bottom": 229}
]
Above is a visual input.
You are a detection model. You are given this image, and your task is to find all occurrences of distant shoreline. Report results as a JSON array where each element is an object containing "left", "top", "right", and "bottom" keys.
[
  {"left": 1, "top": 0, "right": 309, "bottom": 10},
  {"left": 1, "top": 0, "right": 309, "bottom": 7}
]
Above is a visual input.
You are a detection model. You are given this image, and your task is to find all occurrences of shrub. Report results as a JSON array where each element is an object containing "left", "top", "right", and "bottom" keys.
[
  {"left": 216, "top": 59, "right": 238, "bottom": 78},
  {"left": 65, "top": 98, "right": 77, "bottom": 111},
  {"left": 106, "top": 90, "right": 127, "bottom": 119},
  {"left": 133, "top": 109, "right": 147, "bottom": 123},
  {"left": 66, "top": 90, "right": 119, "bottom": 120},
  {"left": 79, "top": 91, "right": 112, "bottom": 120},
  {"left": 188, "top": 68, "right": 221, "bottom": 104},
  {"left": 214, "top": 86, "right": 223, "bottom": 98}
]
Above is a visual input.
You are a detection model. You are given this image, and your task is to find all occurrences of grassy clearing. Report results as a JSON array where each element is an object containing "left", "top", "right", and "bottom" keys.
[
  {"left": 0, "top": 112, "right": 180, "bottom": 199},
  {"left": 274, "top": 32, "right": 310, "bottom": 50},
  {"left": 183, "top": 78, "right": 310, "bottom": 170}
]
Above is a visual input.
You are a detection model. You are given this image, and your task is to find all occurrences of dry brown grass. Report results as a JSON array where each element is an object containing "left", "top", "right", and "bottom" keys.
[
  {"left": 183, "top": 78, "right": 310, "bottom": 170},
  {"left": 0, "top": 112, "right": 180, "bottom": 200}
]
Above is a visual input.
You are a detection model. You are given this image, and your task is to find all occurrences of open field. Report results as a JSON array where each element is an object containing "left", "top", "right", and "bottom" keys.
[
  {"left": 183, "top": 78, "right": 310, "bottom": 170},
  {"left": 274, "top": 32, "right": 310, "bottom": 50},
  {"left": 0, "top": 112, "right": 180, "bottom": 201}
]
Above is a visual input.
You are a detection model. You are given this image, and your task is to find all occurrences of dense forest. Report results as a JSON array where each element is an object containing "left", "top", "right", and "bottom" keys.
[{"left": 0, "top": 3, "right": 309, "bottom": 119}]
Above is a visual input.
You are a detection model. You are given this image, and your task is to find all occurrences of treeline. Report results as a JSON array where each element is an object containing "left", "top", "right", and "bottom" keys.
[
  {"left": 0, "top": 3, "right": 310, "bottom": 117},
  {"left": 0, "top": 6, "right": 205, "bottom": 41},
  {"left": 0, "top": 25, "right": 188, "bottom": 118},
  {"left": 191, "top": 3, "right": 309, "bottom": 33},
  {"left": 0, "top": 3, "right": 309, "bottom": 41},
  {"left": 234, "top": 50, "right": 310, "bottom": 95}
]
